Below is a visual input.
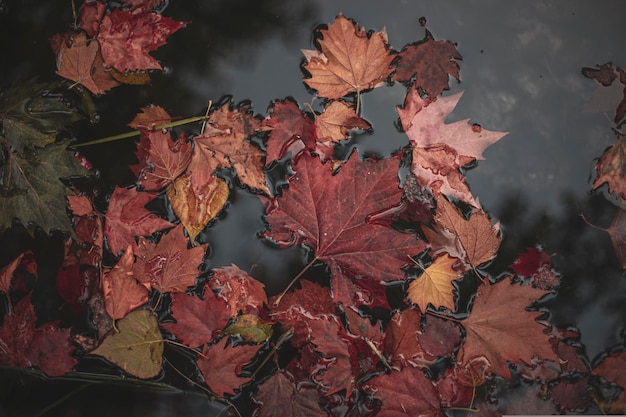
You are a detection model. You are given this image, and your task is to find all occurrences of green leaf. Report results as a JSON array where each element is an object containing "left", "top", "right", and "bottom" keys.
[
  {"left": 0, "top": 139, "right": 91, "bottom": 234},
  {"left": 91, "top": 309, "right": 164, "bottom": 379}
]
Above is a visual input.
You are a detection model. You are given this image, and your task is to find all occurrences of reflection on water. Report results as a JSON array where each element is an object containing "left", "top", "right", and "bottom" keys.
[{"left": 1, "top": 0, "right": 625, "bottom": 415}]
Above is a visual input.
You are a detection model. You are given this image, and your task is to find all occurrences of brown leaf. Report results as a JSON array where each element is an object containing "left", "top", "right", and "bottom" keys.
[
  {"left": 593, "top": 133, "right": 626, "bottom": 200},
  {"left": 458, "top": 277, "right": 557, "bottom": 379},
  {"left": 434, "top": 195, "right": 501, "bottom": 271},
  {"left": 302, "top": 13, "right": 394, "bottom": 99},
  {"left": 315, "top": 101, "right": 370, "bottom": 142},
  {"left": 197, "top": 339, "right": 260, "bottom": 396},
  {"left": 0, "top": 252, "right": 28, "bottom": 294},
  {"left": 166, "top": 174, "right": 229, "bottom": 243}
]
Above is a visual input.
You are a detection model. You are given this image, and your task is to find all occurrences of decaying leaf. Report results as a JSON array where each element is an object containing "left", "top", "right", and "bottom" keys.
[{"left": 91, "top": 309, "right": 164, "bottom": 379}]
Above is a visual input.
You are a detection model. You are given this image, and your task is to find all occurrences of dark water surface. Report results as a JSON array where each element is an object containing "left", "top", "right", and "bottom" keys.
[{"left": 1, "top": 0, "right": 625, "bottom": 416}]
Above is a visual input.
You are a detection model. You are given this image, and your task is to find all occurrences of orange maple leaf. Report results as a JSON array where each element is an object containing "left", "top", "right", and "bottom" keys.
[
  {"left": 407, "top": 254, "right": 460, "bottom": 311},
  {"left": 302, "top": 13, "right": 394, "bottom": 99}
]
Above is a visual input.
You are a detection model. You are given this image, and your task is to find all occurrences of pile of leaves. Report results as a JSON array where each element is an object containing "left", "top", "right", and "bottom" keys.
[{"left": 1, "top": 2, "right": 625, "bottom": 416}]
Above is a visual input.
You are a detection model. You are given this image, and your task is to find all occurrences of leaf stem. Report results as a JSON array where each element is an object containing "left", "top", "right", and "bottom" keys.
[
  {"left": 71, "top": 115, "right": 211, "bottom": 148},
  {"left": 30, "top": 383, "right": 91, "bottom": 417},
  {"left": 273, "top": 257, "right": 318, "bottom": 307}
]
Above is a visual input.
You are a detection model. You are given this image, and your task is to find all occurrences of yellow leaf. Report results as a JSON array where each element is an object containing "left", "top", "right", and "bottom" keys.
[{"left": 407, "top": 255, "right": 460, "bottom": 311}]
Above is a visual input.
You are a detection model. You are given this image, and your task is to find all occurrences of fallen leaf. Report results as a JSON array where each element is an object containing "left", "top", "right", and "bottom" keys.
[
  {"left": 383, "top": 307, "right": 424, "bottom": 368},
  {"left": 134, "top": 224, "right": 207, "bottom": 293},
  {"left": 193, "top": 99, "right": 268, "bottom": 194},
  {"left": 224, "top": 314, "right": 273, "bottom": 344},
  {"left": 593, "top": 132, "right": 626, "bottom": 200},
  {"left": 302, "top": 13, "right": 394, "bottom": 99},
  {"left": 309, "top": 317, "right": 354, "bottom": 396},
  {"left": 458, "top": 276, "right": 557, "bottom": 379},
  {"left": 166, "top": 174, "right": 229, "bottom": 243},
  {"left": 261, "top": 98, "right": 317, "bottom": 163},
  {"left": 0, "top": 294, "right": 37, "bottom": 368},
  {"left": 104, "top": 186, "right": 174, "bottom": 255},
  {"left": 399, "top": 92, "right": 507, "bottom": 206},
  {"left": 434, "top": 195, "right": 501, "bottom": 271},
  {"left": 0, "top": 140, "right": 92, "bottom": 234},
  {"left": 551, "top": 377, "right": 591, "bottom": 412},
  {"left": 78, "top": 1, "right": 106, "bottom": 37},
  {"left": 209, "top": 264, "right": 268, "bottom": 317},
  {"left": 131, "top": 129, "right": 193, "bottom": 191},
  {"left": 254, "top": 370, "right": 327, "bottom": 417},
  {"left": 365, "top": 366, "right": 443, "bottom": 417},
  {"left": 197, "top": 338, "right": 260, "bottom": 396},
  {"left": 262, "top": 152, "right": 428, "bottom": 284},
  {"left": 91, "top": 309, "right": 163, "bottom": 379},
  {"left": 315, "top": 101, "right": 370, "bottom": 143},
  {"left": 56, "top": 33, "right": 113, "bottom": 95},
  {"left": 582, "top": 63, "right": 626, "bottom": 127},
  {"left": 128, "top": 105, "right": 173, "bottom": 129},
  {"left": 25, "top": 322, "right": 77, "bottom": 377},
  {"left": 161, "top": 288, "right": 231, "bottom": 348},
  {"left": 97, "top": 8, "right": 186, "bottom": 72},
  {"left": 393, "top": 34, "right": 462, "bottom": 98},
  {"left": 592, "top": 350, "right": 626, "bottom": 388},
  {"left": 102, "top": 246, "right": 149, "bottom": 320},
  {"left": 407, "top": 254, "right": 461, "bottom": 311},
  {"left": 0, "top": 252, "right": 28, "bottom": 293}
]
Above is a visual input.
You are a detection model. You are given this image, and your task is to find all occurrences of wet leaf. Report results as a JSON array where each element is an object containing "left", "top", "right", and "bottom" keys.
[
  {"left": 196, "top": 338, "right": 260, "bottom": 396},
  {"left": 302, "top": 13, "right": 394, "bottom": 99},
  {"left": 0, "top": 140, "right": 92, "bottom": 234},
  {"left": 407, "top": 254, "right": 460, "bottom": 311},
  {"left": 134, "top": 224, "right": 207, "bottom": 293},
  {"left": 224, "top": 314, "right": 273, "bottom": 344},
  {"left": 262, "top": 152, "right": 428, "bottom": 284},
  {"left": 166, "top": 174, "right": 229, "bottom": 243},
  {"left": 261, "top": 99, "right": 317, "bottom": 163},
  {"left": 254, "top": 370, "right": 327, "bottom": 417},
  {"left": 25, "top": 322, "right": 77, "bottom": 377},
  {"left": 161, "top": 287, "right": 231, "bottom": 348},
  {"left": 593, "top": 132, "right": 626, "bottom": 200},
  {"left": 97, "top": 8, "right": 186, "bottom": 72},
  {"left": 458, "top": 276, "right": 557, "bottom": 379},
  {"left": 209, "top": 264, "right": 268, "bottom": 317},
  {"left": 103, "top": 186, "right": 174, "bottom": 255},
  {"left": 309, "top": 317, "right": 354, "bottom": 396},
  {"left": 0, "top": 294, "right": 37, "bottom": 369},
  {"left": 102, "top": 246, "right": 149, "bottom": 320},
  {"left": 315, "top": 101, "right": 370, "bottom": 143},
  {"left": 434, "top": 195, "right": 501, "bottom": 271},
  {"left": 91, "top": 309, "right": 164, "bottom": 379},
  {"left": 0, "top": 252, "right": 28, "bottom": 294},
  {"left": 399, "top": 92, "right": 507, "bottom": 206}
]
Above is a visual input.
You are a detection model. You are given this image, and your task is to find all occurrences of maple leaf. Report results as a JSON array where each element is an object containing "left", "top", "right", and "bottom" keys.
[
  {"left": 25, "top": 322, "right": 78, "bottom": 377},
  {"left": 308, "top": 317, "right": 354, "bottom": 396},
  {"left": 254, "top": 370, "right": 327, "bottom": 417},
  {"left": 365, "top": 366, "right": 443, "bottom": 417},
  {"left": 261, "top": 99, "right": 317, "bottom": 163},
  {"left": 91, "top": 309, "right": 164, "bottom": 379},
  {"left": 329, "top": 262, "right": 391, "bottom": 310},
  {"left": 0, "top": 294, "right": 37, "bottom": 368},
  {"left": 592, "top": 132, "right": 626, "bottom": 200},
  {"left": 78, "top": 1, "right": 106, "bottom": 37},
  {"left": 128, "top": 105, "right": 173, "bottom": 129},
  {"left": 383, "top": 307, "right": 424, "bottom": 367},
  {"left": 315, "top": 101, "right": 370, "bottom": 143},
  {"left": 592, "top": 350, "right": 626, "bottom": 388},
  {"left": 56, "top": 33, "right": 115, "bottom": 95},
  {"left": 393, "top": 34, "right": 462, "bottom": 98},
  {"left": 166, "top": 174, "right": 229, "bottom": 243},
  {"left": 458, "top": 276, "right": 557, "bottom": 379},
  {"left": 582, "top": 63, "right": 626, "bottom": 128},
  {"left": 407, "top": 254, "right": 461, "bottom": 311},
  {"left": 434, "top": 195, "right": 501, "bottom": 271},
  {"left": 551, "top": 377, "right": 591, "bottom": 412},
  {"left": 193, "top": 99, "right": 269, "bottom": 194},
  {"left": 209, "top": 264, "right": 268, "bottom": 317},
  {"left": 196, "top": 339, "right": 260, "bottom": 396},
  {"left": 102, "top": 246, "right": 149, "bottom": 320},
  {"left": 134, "top": 224, "right": 207, "bottom": 293},
  {"left": 302, "top": 13, "right": 394, "bottom": 99},
  {"left": 161, "top": 288, "right": 231, "bottom": 348},
  {"left": 399, "top": 92, "right": 508, "bottom": 206},
  {"left": 262, "top": 152, "right": 428, "bottom": 289},
  {"left": 224, "top": 314, "right": 273, "bottom": 344},
  {"left": 131, "top": 128, "right": 193, "bottom": 191},
  {"left": 97, "top": 8, "right": 186, "bottom": 72},
  {"left": 0, "top": 139, "right": 92, "bottom": 234},
  {"left": 104, "top": 186, "right": 174, "bottom": 255}
]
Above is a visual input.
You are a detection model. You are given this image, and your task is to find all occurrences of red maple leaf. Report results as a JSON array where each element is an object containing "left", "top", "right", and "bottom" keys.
[
  {"left": 209, "top": 264, "right": 268, "bottom": 317},
  {"left": 78, "top": 1, "right": 106, "bottom": 37},
  {"left": 102, "top": 246, "right": 149, "bottom": 320},
  {"left": 134, "top": 224, "right": 207, "bottom": 293},
  {"left": 104, "top": 186, "right": 174, "bottom": 255},
  {"left": 392, "top": 33, "right": 462, "bottom": 98},
  {"left": 131, "top": 129, "right": 192, "bottom": 191},
  {"left": 161, "top": 287, "right": 231, "bottom": 348},
  {"left": 365, "top": 366, "right": 443, "bottom": 417},
  {"left": 197, "top": 339, "right": 260, "bottom": 396},
  {"left": 262, "top": 152, "right": 428, "bottom": 289},
  {"left": 254, "top": 370, "right": 327, "bottom": 417},
  {"left": 25, "top": 322, "right": 78, "bottom": 377},
  {"left": 261, "top": 99, "right": 317, "bottom": 163},
  {"left": 399, "top": 92, "right": 507, "bottom": 207},
  {"left": 97, "top": 8, "right": 186, "bottom": 72},
  {"left": 458, "top": 276, "right": 558, "bottom": 379}
]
